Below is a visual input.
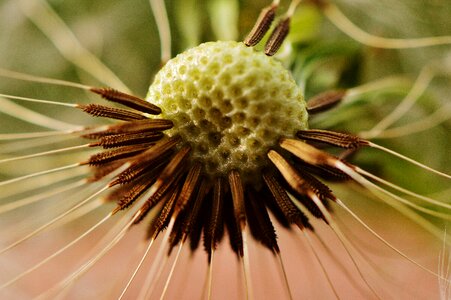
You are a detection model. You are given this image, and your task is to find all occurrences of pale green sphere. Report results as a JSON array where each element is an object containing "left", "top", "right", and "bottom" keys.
[{"left": 147, "top": 41, "right": 308, "bottom": 181}]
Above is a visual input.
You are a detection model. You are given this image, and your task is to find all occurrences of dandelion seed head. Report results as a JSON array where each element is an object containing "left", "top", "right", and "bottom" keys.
[
  {"left": 148, "top": 41, "right": 308, "bottom": 182},
  {"left": 0, "top": 1, "right": 450, "bottom": 299}
]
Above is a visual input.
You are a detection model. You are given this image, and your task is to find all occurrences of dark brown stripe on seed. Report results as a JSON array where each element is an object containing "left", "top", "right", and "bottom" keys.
[
  {"left": 183, "top": 179, "right": 210, "bottom": 238},
  {"left": 244, "top": 3, "right": 278, "bottom": 47},
  {"left": 107, "top": 119, "right": 173, "bottom": 133},
  {"left": 91, "top": 132, "right": 163, "bottom": 149},
  {"left": 246, "top": 189, "right": 279, "bottom": 253},
  {"left": 263, "top": 173, "right": 312, "bottom": 230},
  {"left": 84, "top": 144, "right": 152, "bottom": 166},
  {"left": 112, "top": 173, "right": 160, "bottom": 212},
  {"left": 159, "top": 146, "right": 191, "bottom": 182},
  {"left": 91, "top": 87, "right": 161, "bottom": 115},
  {"left": 280, "top": 138, "right": 337, "bottom": 166},
  {"left": 204, "top": 178, "right": 225, "bottom": 256},
  {"left": 78, "top": 104, "right": 147, "bottom": 121},
  {"left": 306, "top": 90, "right": 346, "bottom": 114},
  {"left": 265, "top": 17, "right": 290, "bottom": 56},
  {"left": 88, "top": 158, "right": 128, "bottom": 182},
  {"left": 139, "top": 185, "right": 179, "bottom": 227},
  {"left": 109, "top": 153, "right": 171, "bottom": 186},
  {"left": 268, "top": 150, "right": 326, "bottom": 221},
  {"left": 224, "top": 189, "right": 243, "bottom": 257},
  {"left": 174, "top": 163, "right": 202, "bottom": 214},
  {"left": 296, "top": 129, "right": 368, "bottom": 149},
  {"left": 189, "top": 182, "right": 212, "bottom": 252},
  {"left": 229, "top": 170, "right": 246, "bottom": 229}
]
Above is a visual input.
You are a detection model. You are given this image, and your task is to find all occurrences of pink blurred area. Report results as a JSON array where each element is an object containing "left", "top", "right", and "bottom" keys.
[{"left": 0, "top": 200, "right": 442, "bottom": 300}]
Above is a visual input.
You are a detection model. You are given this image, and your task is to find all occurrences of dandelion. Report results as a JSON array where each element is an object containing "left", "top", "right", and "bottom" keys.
[{"left": 0, "top": 0, "right": 450, "bottom": 299}]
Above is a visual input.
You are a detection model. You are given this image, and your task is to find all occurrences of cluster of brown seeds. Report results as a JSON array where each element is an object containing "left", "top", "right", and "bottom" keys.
[
  {"left": 77, "top": 82, "right": 367, "bottom": 260},
  {"left": 71, "top": 0, "right": 372, "bottom": 261}
]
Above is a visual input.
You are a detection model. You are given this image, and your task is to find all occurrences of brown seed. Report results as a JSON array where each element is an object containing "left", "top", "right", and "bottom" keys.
[
  {"left": 306, "top": 90, "right": 346, "bottom": 114},
  {"left": 90, "top": 87, "right": 161, "bottom": 114},
  {"left": 265, "top": 17, "right": 290, "bottom": 56},
  {"left": 244, "top": 3, "right": 278, "bottom": 47},
  {"left": 296, "top": 129, "right": 368, "bottom": 149},
  {"left": 78, "top": 103, "right": 147, "bottom": 121}
]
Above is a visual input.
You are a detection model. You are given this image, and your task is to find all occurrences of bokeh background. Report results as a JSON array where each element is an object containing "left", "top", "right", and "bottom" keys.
[{"left": 0, "top": 0, "right": 450, "bottom": 299}]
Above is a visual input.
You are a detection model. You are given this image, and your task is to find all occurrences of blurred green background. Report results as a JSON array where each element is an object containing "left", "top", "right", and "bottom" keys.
[{"left": 0, "top": 0, "right": 449, "bottom": 200}]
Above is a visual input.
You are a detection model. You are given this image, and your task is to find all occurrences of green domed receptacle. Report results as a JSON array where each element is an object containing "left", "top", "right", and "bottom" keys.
[{"left": 147, "top": 41, "right": 308, "bottom": 182}]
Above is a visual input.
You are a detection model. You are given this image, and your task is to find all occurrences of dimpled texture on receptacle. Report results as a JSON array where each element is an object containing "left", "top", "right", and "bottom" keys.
[{"left": 147, "top": 41, "right": 308, "bottom": 182}]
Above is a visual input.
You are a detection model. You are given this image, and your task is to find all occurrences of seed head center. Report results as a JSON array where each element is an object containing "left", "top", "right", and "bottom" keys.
[{"left": 147, "top": 41, "right": 308, "bottom": 182}]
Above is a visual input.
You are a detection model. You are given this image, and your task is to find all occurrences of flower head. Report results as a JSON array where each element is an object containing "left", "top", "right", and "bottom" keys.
[{"left": 0, "top": 0, "right": 450, "bottom": 299}]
